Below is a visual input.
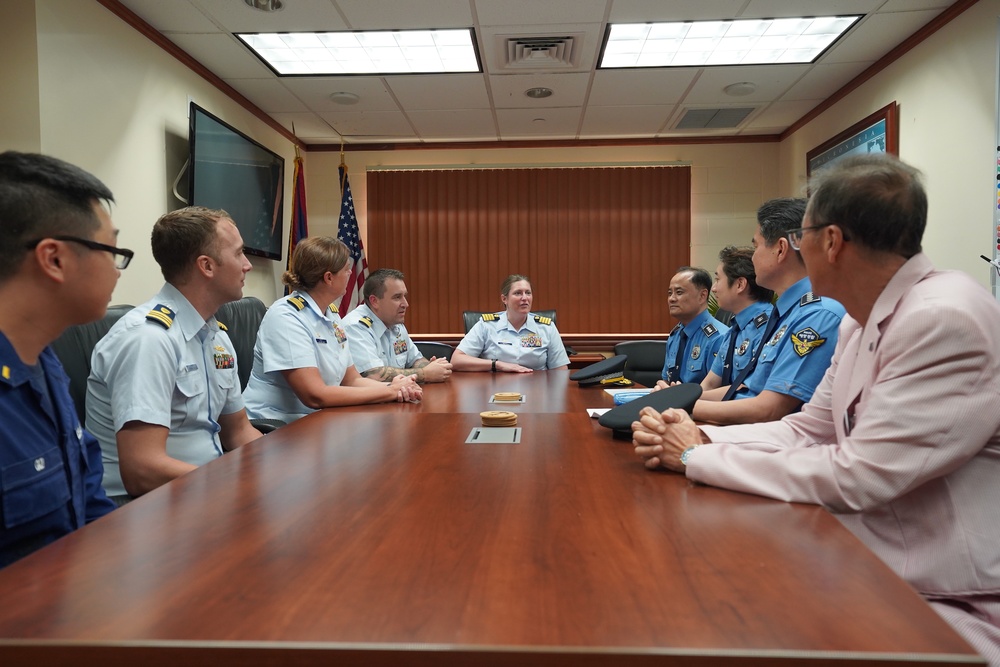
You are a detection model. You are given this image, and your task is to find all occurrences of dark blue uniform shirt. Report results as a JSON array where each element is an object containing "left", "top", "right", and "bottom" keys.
[{"left": 0, "top": 332, "right": 114, "bottom": 568}]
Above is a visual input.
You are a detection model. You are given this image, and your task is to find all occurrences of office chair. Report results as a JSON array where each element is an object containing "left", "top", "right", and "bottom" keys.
[
  {"left": 613, "top": 340, "right": 668, "bottom": 388},
  {"left": 214, "top": 296, "right": 285, "bottom": 433},
  {"left": 713, "top": 308, "right": 735, "bottom": 326},
  {"left": 51, "top": 304, "right": 134, "bottom": 425},
  {"left": 415, "top": 341, "right": 455, "bottom": 362}
]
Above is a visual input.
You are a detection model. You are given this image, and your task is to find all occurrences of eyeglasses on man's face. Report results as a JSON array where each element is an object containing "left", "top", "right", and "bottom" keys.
[
  {"left": 785, "top": 222, "right": 841, "bottom": 251},
  {"left": 24, "top": 235, "right": 134, "bottom": 269}
]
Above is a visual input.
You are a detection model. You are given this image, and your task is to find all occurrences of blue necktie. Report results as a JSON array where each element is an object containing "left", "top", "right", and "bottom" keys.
[
  {"left": 720, "top": 319, "right": 741, "bottom": 386},
  {"left": 666, "top": 329, "right": 688, "bottom": 383},
  {"left": 722, "top": 306, "right": 779, "bottom": 401}
]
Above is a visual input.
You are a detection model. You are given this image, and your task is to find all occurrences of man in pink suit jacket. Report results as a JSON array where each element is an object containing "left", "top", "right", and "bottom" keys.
[{"left": 633, "top": 154, "right": 1000, "bottom": 665}]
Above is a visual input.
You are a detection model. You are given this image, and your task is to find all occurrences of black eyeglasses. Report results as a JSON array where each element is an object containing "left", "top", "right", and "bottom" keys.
[
  {"left": 25, "top": 235, "right": 133, "bottom": 269},
  {"left": 786, "top": 222, "right": 845, "bottom": 250}
]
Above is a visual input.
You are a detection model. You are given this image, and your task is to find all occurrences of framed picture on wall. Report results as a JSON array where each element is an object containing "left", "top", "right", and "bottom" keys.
[{"left": 806, "top": 102, "right": 898, "bottom": 176}]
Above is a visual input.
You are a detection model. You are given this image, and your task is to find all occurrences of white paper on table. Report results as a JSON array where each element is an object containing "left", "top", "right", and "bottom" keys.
[{"left": 587, "top": 408, "right": 611, "bottom": 418}]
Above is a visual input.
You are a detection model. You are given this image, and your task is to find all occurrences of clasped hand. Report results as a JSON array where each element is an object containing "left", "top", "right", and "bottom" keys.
[
  {"left": 631, "top": 406, "right": 704, "bottom": 473},
  {"left": 389, "top": 374, "right": 423, "bottom": 402}
]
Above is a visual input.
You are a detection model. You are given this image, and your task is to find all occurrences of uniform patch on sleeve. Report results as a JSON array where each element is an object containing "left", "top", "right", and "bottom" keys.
[
  {"left": 791, "top": 327, "right": 826, "bottom": 357},
  {"left": 145, "top": 305, "right": 175, "bottom": 329}
]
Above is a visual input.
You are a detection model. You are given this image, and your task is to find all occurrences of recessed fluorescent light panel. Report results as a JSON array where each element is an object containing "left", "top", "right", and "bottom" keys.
[
  {"left": 599, "top": 16, "right": 861, "bottom": 68},
  {"left": 236, "top": 29, "right": 481, "bottom": 75}
]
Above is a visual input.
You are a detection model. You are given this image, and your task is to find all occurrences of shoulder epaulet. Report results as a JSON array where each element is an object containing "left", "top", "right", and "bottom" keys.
[
  {"left": 753, "top": 311, "right": 770, "bottom": 328},
  {"left": 533, "top": 315, "right": 553, "bottom": 325},
  {"left": 329, "top": 303, "right": 339, "bottom": 315},
  {"left": 286, "top": 295, "right": 307, "bottom": 311},
  {"left": 702, "top": 323, "right": 719, "bottom": 337},
  {"left": 145, "top": 304, "right": 175, "bottom": 329},
  {"left": 481, "top": 313, "right": 499, "bottom": 322},
  {"left": 215, "top": 321, "right": 228, "bottom": 332},
  {"left": 800, "top": 292, "right": 821, "bottom": 307},
  {"left": 359, "top": 315, "right": 373, "bottom": 328}
]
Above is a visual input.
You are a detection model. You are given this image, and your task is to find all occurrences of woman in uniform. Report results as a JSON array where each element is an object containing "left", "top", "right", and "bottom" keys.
[
  {"left": 452, "top": 274, "right": 569, "bottom": 372},
  {"left": 244, "top": 237, "right": 420, "bottom": 422}
]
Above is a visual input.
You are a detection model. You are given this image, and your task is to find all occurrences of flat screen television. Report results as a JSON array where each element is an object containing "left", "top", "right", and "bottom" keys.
[{"left": 188, "top": 102, "right": 284, "bottom": 260}]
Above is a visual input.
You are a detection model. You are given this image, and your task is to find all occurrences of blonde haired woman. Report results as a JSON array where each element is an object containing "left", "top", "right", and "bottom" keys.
[{"left": 244, "top": 237, "right": 420, "bottom": 421}]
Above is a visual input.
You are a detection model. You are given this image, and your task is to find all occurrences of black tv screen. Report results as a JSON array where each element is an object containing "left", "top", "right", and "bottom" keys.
[{"left": 188, "top": 102, "right": 284, "bottom": 260}]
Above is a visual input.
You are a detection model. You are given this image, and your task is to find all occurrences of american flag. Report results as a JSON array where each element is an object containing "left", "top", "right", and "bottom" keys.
[{"left": 336, "top": 164, "right": 368, "bottom": 314}]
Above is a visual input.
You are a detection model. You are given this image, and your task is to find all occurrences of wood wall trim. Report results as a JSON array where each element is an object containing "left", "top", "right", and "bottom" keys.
[
  {"left": 94, "top": 0, "right": 304, "bottom": 150},
  {"left": 306, "top": 134, "right": 781, "bottom": 153},
  {"left": 780, "top": 0, "right": 979, "bottom": 141}
]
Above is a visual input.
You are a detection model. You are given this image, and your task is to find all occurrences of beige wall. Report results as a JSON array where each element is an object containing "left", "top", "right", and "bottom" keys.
[
  {"left": 1, "top": 1, "right": 42, "bottom": 152},
  {"left": 779, "top": 0, "right": 999, "bottom": 290},
  {"left": 306, "top": 141, "right": 780, "bottom": 278},
  {"left": 26, "top": 0, "right": 298, "bottom": 306}
]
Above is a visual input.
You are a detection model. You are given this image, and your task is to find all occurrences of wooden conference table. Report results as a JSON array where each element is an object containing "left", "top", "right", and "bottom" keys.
[{"left": 0, "top": 371, "right": 982, "bottom": 666}]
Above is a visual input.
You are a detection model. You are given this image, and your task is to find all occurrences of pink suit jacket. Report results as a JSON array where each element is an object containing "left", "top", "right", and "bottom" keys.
[{"left": 695, "top": 253, "right": 1000, "bottom": 597}]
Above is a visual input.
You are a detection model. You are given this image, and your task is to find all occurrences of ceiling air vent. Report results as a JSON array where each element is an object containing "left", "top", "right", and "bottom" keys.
[
  {"left": 497, "top": 35, "right": 582, "bottom": 70},
  {"left": 675, "top": 107, "right": 755, "bottom": 130}
]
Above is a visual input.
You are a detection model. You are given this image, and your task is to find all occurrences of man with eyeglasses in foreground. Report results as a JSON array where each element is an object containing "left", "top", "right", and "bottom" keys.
[
  {"left": 0, "top": 151, "right": 126, "bottom": 567},
  {"left": 87, "top": 207, "right": 262, "bottom": 505},
  {"left": 633, "top": 154, "right": 1000, "bottom": 664}
]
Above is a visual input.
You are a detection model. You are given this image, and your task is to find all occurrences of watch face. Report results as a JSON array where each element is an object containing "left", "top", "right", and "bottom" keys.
[{"left": 680, "top": 446, "right": 696, "bottom": 465}]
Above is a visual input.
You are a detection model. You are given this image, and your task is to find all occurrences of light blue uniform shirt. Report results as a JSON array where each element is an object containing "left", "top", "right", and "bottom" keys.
[
  {"left": 457, "top": 312, "right": 569, "bottom": 370},
  {"left": 87, "top": 283, "right": 243, "bottom": 497},
  {"left": 243, "top": 292, "right": 352, "bottom": 422},
  {"left": 740, "top": 277, "right": 845, "bottom": 402},
  {"left": 710, "top": 301, "right": 774, "bottom": 382},
  {"left": 661, "top": 309, "right": 728, "bottom": 384},
  {"left": 341, "top": 303, "right": 422, "bottom": 374}
]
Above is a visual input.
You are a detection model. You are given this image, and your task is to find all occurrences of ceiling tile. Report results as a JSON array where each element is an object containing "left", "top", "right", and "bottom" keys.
[
  {"left": 119, "top": 0, "right": 219, "bottom": 32},
  {"left": 879, "top": 0, "right": 952, "bottom": 11},
  {"left": 408, "top": 109, "right": 497, "bottom": 139},
  {"left": 608, "top": 0, "right": 747, "bottom": 22},
  {"left": 188, "top": 0, "right": 349, "bottom": 33},
  {"left": 496, "top": 107, "right": 582, "bottom": 139},
  {"left": 223, "top": 78, "right": 310, "bottom": 113},
  {"left": 589, "top": 68, "right": 698, "bottom": 106},
  {"left": 743, "top": 99, "right": 822, "bottom": 130},
  {"left": 388, "top": 74, "right": 491, "bottom": 110},
  {"left": 741, "top": 0, "right": 882, "bottom": 18},
  {"left": 821, "top": 10, "right": 943, "bottom": 64},
  {"left": 167, "top": 34, "right": 270, "bottom": 79},
  {"left": 334, "top": 0, "right": 474, "bottom": 29},
  {"left": 269, "top": 112, "right": 336, "bottom": 138},
  {"left": 475, "top": 0, "right": 611, "bottom": 27},
  {"left": 318, "top": 110, "right": 416, "bottom": 138},
  {"left": 489, "top": 72, "right": 591, "bottom": 109},
  {"left": 581, "top": 105, "right": 673, "bottom": 137},
  {"left": 281, "top": 77, "right": 400, "bottom": 112},
  {"left": 780, "top": 62, "right": 869, "bottom": 101},
  {"left": 683, "top": 65, "right": 810, "bottom": 105}
]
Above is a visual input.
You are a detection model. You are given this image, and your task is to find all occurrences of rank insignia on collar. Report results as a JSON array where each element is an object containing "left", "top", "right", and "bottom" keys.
[
  {"left": 287, "top": 296, "right": 307, "bottom": 311},
  {"left": 215, "top": 321, "right": 228, "bottom": 332},
  {"left": 145, "top": 304, "right": 175, "bottom": 329},
  {"left": 702, "top": 323, "right": 718, "bottom": 337},
  {"left": 753, "top": 311, "right": 769, "bottom": 328},
  {"left": 1, "top": 365, "right": 9, "bottom": 381},
  {"left": 791, "top": 327, "right": 826, "bottom": 357},
  {"left": 329, "top": 303, "right": 339, "bottom": 315},
  {"left": 359, "top": 316, "right": 373, "bottom": 328},
  {"left": 691, "top": 345, "right": 701, "bottom": 360}
]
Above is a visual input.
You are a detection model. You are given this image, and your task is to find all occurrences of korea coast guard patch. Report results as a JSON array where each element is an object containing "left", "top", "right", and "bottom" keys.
[{"left": 791, "top": 327, "right": 826, "bottom": 357}]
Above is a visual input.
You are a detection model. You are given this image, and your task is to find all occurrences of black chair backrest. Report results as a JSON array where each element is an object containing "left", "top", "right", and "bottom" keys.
[
  {"left": 713, "top": 308, "right": 735, "bottom": 326},
  {"left": 613, "top": 339, "right": 668, "bottom": 388},
  {"left": 214, "top": 296, "right": 267, "bottom": 391},
  {"left": 415, "top": 341, "right": 454, "bottom": 362},
  {"left": 51, "top": 304, "right": 133, "bottom": 425},
  {"left": 462, "top": 309, "right": 557, "bottom": 334}
]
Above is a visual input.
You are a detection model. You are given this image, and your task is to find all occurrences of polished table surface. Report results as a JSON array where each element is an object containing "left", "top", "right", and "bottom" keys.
[{"left": 0, "top": 372, "right": 982, "bottom": 666}]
